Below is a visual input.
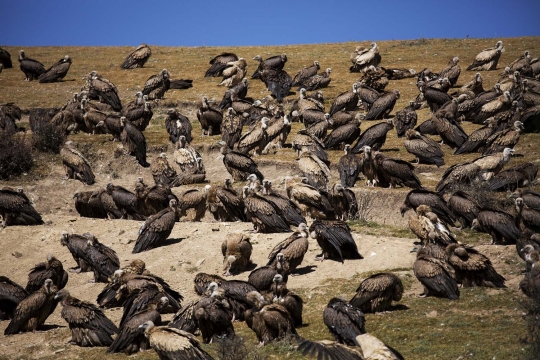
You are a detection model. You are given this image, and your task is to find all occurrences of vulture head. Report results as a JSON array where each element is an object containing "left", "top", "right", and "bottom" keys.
[
  {"left": 452, "top": 56, "right": 459, "bottom": 64},
  {"left": 247, "top": 173, "right": 259, "bottom": 184},
  {"left": 502, "top": 147, "right": 515, "bottom": 160},
  {"left": 168, "top": 199, "right": 177, "bottom": 209},
  {"left": 43, "top": 279, "right": 54, "bottom": 294},
  {"left": 207, "top": 282, "right": 219, "bottom": 296},
  {"left": 361, "top": 145, "right": 372, "bottom": 156},
  {"left": 119, "top": 116, "right": 127, "bottom": 127},
  {"left": 246, "top": 291, "right": 265, "bottom": 308},
  {"left": 242, "top": 186, "right": 250, "bottom": 199},
  {"left": 298, "top": 223, "right": 308, "bottom": 233},
  {"left": 261, "top": 117, "right": 270, "bottom": 130},
  {"left": 227, "top": 107, "right": 234, "bottom": 116},
  {"left": 253, "top": 55, "right": 262, "bottom": 61},
  {"left": 177, "top": 135, "right": 187, "bottom": 148},
  {"left": 370, "top": 42, "right": 377, "bottom": 49},
  {"left": 416, "top": 204, "right": 431, "bottom": 216},
  {"left": 138, "top": 320, "right": 155, "bottom": 334},
  {"left": 470, "top": 219, "right": 480, "bottom": 231},
  {"left": 224, "top": 179, "right": 232, "bottom": 188},
  {"left": 157, "top": 297, "right": 169, "bottom": 311},
  {"left": 314, "top": 61, "right": 320, "bottom": 69},
  {"left": 204, "top": 184, "right": 212, "bottom": 193},
  {"left": 334, "top": 184, "right": 345, "bottom": 193},
  {"left": 19, "top": 50, "right": 26, "bottom": 59},
  {"left": 54, "top": 288, "right": 70, "bottom": 301},
  {"left": 344, "top": 144, "right": 352, "bottom": 155},
  {"left": 106, "top": 183, "right": 114, "bottom": 194},
  {"left": 224, "top": 255, "right": 237, "bottom": 276},
  {"left": 280, "top": 54, "right": 288, "bottom": 62},
  {"left": 85, "top": 233, "right": 98, "bottom": 247},
  {"left": 514, "top": 121, "right": 524, "bottom": 131},
  {"left": 273, "top": 274, "right": 284, "bottom": 284},
  {"left": 352, "top": 83, "right": 359, "bottom": 93},
  {"left": 137, "top": 44, "right": 148, "bottom": 50},
  {"left": 515, "top": 197, "right": 524, "bottom": 213},
  {"left": 483, "top": 117, "right": 496, "bottom": 125},
  {"left": 405, "top": 129, "right": 421, "bottom": 140},
  {"left": 60, "top": 231, "right": 70, "bottom": 246}
]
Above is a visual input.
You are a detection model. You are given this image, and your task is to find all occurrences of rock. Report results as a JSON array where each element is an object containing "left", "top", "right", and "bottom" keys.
[
  {"left": 211, "top": 227, "right": 220, "bottom": 232},
  {"left": 118, "top": 229, "right": 125, "bottom": 236},
  {"left": 196, "top": 259, "right": 205, "bottom": 266},
  {"left": 426, "top": 310, "right": 438, "bottom": 318},
  {"left": 12, "top": 251, "right": 22, "bottom": 258}
]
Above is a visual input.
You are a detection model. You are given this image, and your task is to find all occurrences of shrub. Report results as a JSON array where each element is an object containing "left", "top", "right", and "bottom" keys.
[
  {"left": 31, "top": 118, "right": 66, "bottom": 153},
  {"left": 0, "top": 130, "right": 34, "bottom": 180}
]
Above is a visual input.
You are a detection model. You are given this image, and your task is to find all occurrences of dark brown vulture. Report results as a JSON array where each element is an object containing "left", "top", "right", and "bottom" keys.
[
  {"left": 270, "top": 274, "right": 303, "bottom": 327},
  {"left": 292, "top": 61, "right": 320, "bottom": 87},
  {"left": 323, "top": 297, "right": 365, "bottom": 346},
  {"left": 351, "top": 119, "right": 394, "bottom": 153},
  {"left": 400, "top": 189, "right": 456, "bottom": 226},
  {"left": 218, "top": 141, "right": 264, "bottom": 182},
  {"left": 447, "top": 191, "right": 481, "bottom": 228},
  {"left": 237, "top": 117, "right": 269, "bottom": 155},
  {"left": 244, "top": 291, "right": 297, "bottom": 346},
  {"left": 329, "top": 83, "right": 359, "bottom": 115},
  {"left": 194, "top": 295, "right": 235, "bottom": 344},
  {"left": 309, "top": 220, "right": 362, "bottom": 262},
  {"left": 338, "top": 144, "right": 362, "bottom": 188},
  {"left": 432, "top": 107, "right": 468, "bottom": 149},
  {"left": 38, "top": 55, "right": 72, "bottom": 83},
  {"left": 365, "top": 89, "right": 400, "bottom": 120},
  {"left": 177, "top": 188, "right": 207, "bottom": 222},
  {"left": 121, "top": 44, "right": 151, "bottom": 69},
  {"left": 197, "top": 97, "right": 223, "bottom": 136},
  {"left": 305, "top": 113, "right": 330, "bottom": 140},
  {"left": 467, "top": 41, "right": 504, "bottom": 71},
  {"left": 125, "top": 101, "right": 153, "bottom": 132},
  {"left": 285, "top": 177, "right": 335, "bottom": 219},
  {"left": 350, "top": 42, "right": 381, "bottom": 72},
  {"left": 60, "top": 141, "right": 95, "bottom": 185},
  {"left": 105, "top": 183, "right": 144, "bottom": 220},
  {"left": 26, "top": 255, "right": 68, "bottom": 293},
  {"left": 143, "top": 69, "right": 171, "bottom": 100},
  {"left": 0, "top": 277, "right": 28, "bottom": 320},
  {"left": 252, "top": 54, "right": 287, "bottom": 79},
  {"left": 323, "top": 118, "right": 361, "bottom": 150},
  {"left": 267, "top": 225, "right": 309, "bottom": 275},
  {"left": 297, "top": 150, "right": 331, "bottom": 190},
  {"left": 4, "top": 279, "right": 58, "bottom": 335},
  {"left": 438, "top": 56, "right": 461, "bottom": 86},
  {"left": 108, "top": 297, "right": 167, "bottom": 354},
  {"left": 483, "top": 120, "right": 523, "bottom": 155},
  {"left": 0, "top": 187, "right": 44, "bottom": 227},
  {"left": 248, "top": 256, "right": 287, "bottom": 293},
  {"left": 132, "top": 199, "right": 178, "bottom": 253},
  {"left": 413, "top": 248, "right": 459, "bottom": 299},
  {"left": 205, "top": 180, "right": 246, "bottom": 222},
  {"left": 260, "top": 68, "right": 293, "bottom": 102},
  {"left": 445, "top": 244, "right": 506, "bottom": 288},
  {"left": 300, "top": 67, "right": 332, "bottom": 91},
  {"left": 84, "top": 233, "right": 120, "bottom": 283},
  {"left": 515, "top": 198, "right": 540, "bottom": 232},
  {"left": 404, "top": 129, "right": 445, "bottom": 167},
  {"left": 120, "top": 117, "right": 149, "bottom": 167},
  {"left": 139, "top": 321, "right": 214, "bottom": 359},
  {"left": 73, "top": 191, "right": 108, "bottom": 219},
  {"left": 151, "top": 153, "right": 179, "bottom": 187},
  {"left": 471, "top": 208, "right": 521, "bottom": 244},
  {"left": 394, "top": 101, "right": 418, "bottom": 137},
  {"left": 489, "top": 162, "right": 538, "bottom": 192},
  {"left": 55, "top": 289, "right": 118, "bottom": 346},
  {"left": 418, "top": 82, "right": 452, "bottom": 113},
  {"left": 205, "top": 52, "right": 238, "bottom": 77},
  {"left": 374, "top": 152, "right": 422, "bottom": 189},
  {"left": 0, "top": 47, "right": 12, "bottom": 68},
  {"left": 219, "top": 78, "right": 249, "bottom": 110},
  {"left": 243, "top": 186, "right": 291, "bottom": 233},
  {"left": 454, "top": 117, "right": 498, "bottom": 155},
  {"left": 349, "top": 273, "right": 404, "bottom": 313},
  {"left": 83, "top": 71, "right": 122, "bottom": 111},
  {"left": 330, "top": 184, "right": 358, "bottom": 220},
  {"left": 60, "top": 232, "right": 91, "bottom": 273},
  {"left": 222, "top": 233, "right": 252, "bottom": 276},
  {"left": 18, "top": 50, "right": 45, "bottom": 81},
  {"left": 261, "top": 180, "right": 306, "bottom": 227}
]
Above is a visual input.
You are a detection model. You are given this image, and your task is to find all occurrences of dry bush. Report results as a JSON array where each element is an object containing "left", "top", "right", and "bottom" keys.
[
  {"left": 213, "top": 336, "right": 268, "bottom": 360},
  {"left": 0, "top": 130, "right": 34, "bottom": 180},
  {"left": 356, "top": 189, "right": 379, "bottom": 222},
  {"left": 31, "top": 118, "right": 66, "bottom": 153}
]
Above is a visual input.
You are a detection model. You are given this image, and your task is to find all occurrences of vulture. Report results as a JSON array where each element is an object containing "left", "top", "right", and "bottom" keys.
[
  {"left": 108, "top": 298, "right": 167, "bottom": 354},
  {"left": 4, "top": 279, "right": 58, "bottom": 335},
  {"left": 374, "top": 152, "right": 422, "bottom": 189},
  {"left": 447, "top": 191, "right": 481, "bottom": 228},
  {"left": 438, "top": 56, "right": 461, "bottom": 86},
  {"left": 300, "top": 67, "right": 332, "bottom": 91},
  {"left": 270, "top": 274, "right": 303, "bottom": 327},
  {"left": 237, "top": 117, "right": 270, "bottom": 155},
  {"left": 0, "top": 277, "right": 28, "bottom": 320},
  {"left": 121, "top": 44, "right": 151, "bottom": 69},
  {"left": 219, "top": 57, "right": 247, "bottom": 87},
  {"left": 221, "top": 107, "right": 244, "bottom": 148},
  {"left": 105, "top": 183, "right": 144, "bottom": 220},
  {"left": 435, "top": 161, "right": 482, "bottom": 194},
  {"left": 330, "top": 184, "right": 359, "bottom": 220},
  {"left": 400, "top": 188, "right": 456, "bottom": 226},
  {"left": 60, "top": 141, "right": 95, "bottom": 185},
  {"left": 395, "top": 101, "right": 418, "bottom": 137},
  {"left": 26, "top": 255, "right": 68, "bottom": 294},
  {"left": 445, "top": 244, "right": 506, "bottom": 288},
  {"left": 142, "top": 69, "right": 170, "bottom": 100},
  {"left": 72, "top": 191, "right": 109, "bottom": 219},
  {"left": 352, "top": 119, "right": 394, "bottom": 153},
  {"left": 247, "top": 259, "right": 287, "bottom": 294},
  {"left": 471, "top": 208, "right": 521, "bottom": 244},
  {"left": 177, "top": 188, "right": 207, "bottom": 222},
  {"left": 292, "top": 130, "right": 329, "bottom": 164},
  {"left": 38, "top": 55, "right": 72, "bottom": 83},
  {"left": 305, "top": 113, "right": 330, "bottom": 140},
  {"left": 489, "top": 162, "right": 537, "bottom": 192},
  {"left": 134, "top": 178, "right": 178, "bottom": 216},
  {"left": 381, "top": 66, "right": 416, "bottom": 80},
  {"left": 219, "top": 78, "right": 249, "bottom": 110},
  {"left": 174, "top": 136, "right": 204, "bottom": 175},
  {"left": 218, "top": 141, "right": 264, "bottom": 182},
  {"left": 285, "top": 177, "right": 335, "bottom": 219},
  {"left": 413, "top": 248, "right": 459, "bottom": 299},
  {"left": 309, "top": 220, "right": 362, "bottom": 262},
  {"left": 404, "top": 129, "right": 445, "bottom": 167},
  {"left": 0, "top": 187, "right": 43, "bottom": 227},
  {"left": 244, "top": 291, "right": 297, "bottom": 346},
  {"left": 323, "top": 297, "right": 365, "bottom": 345},
  {"left": 165, "top": 109, "right": 192, "bottom": 144},
  {"left": 193, "top": 294, "right": 235, "bottom": 344},
  {"left": 18, "top": 50, "right": 45, "bottom": 81},
  {"left": 329, "top": 83, "right": 359, "bottom": 115},
  {"left": 252, "top": 54, "right": 287, "bottom": 79},
  {"left": 55, "top": 289, "right": 118, "bottom": 346},
  {"left": 204, "top": 280, "right": 258, "bottom": 322},
  {"left": 467, "top": 41, "right": 504, "bottom": 71},
  {"left": 0, "top": 47, "right": 12, "bottom": 68},
  {"left": 60, "top": 232, "right": 91, "bottom": 273},
  {"left": 515, "top": 197, "right": 540, "bottom": 232},
  {"left": 432, "top": 102, "right": 467, "bottom": 150},
  {"left": 483, "top": 121, "right": 523, "bottom": 155},
  {"left": 418, "top": 82, "right": 452, "bottom": 113},
  {"left": 471, "top": 91, "right": 513, "bottom": 125},
  {"left": 84, "top": 233, "right": 120, "bottom": 282},
  {"left": 365, "top": 89, "right": 400, "bottom": 120},
  {"left": 350, "top": 42, "right": 381, "bottom": 72},
  {"left": 292, "top": 61, "right": 320, "bottom": 87},
  {"left": 338, "top": 144, "right": 362, "bottom": 188},
  {"left": 83, "top": 71, "right": 122, "bottom": 111},
  {"left": 120, "top": 117, "right": 149, "bottom": 167},
  {"left": 349, "top": 273, "right": 404, "bottom": 313},
  {"left": 132, "top": 199, "right": 178, "bottom": 253},
  {"left": 242, "top": 186, "right": 291, "bottom": 233},
  {"left": 260, "top": 68, "right": 293, "bottom": 102},
  {"left": 125, "top": 101, "right": 153, "bottom": 132},
  {"left": 262, "top": 115, "right": 292, "bottom": 153},
  {"left": 358, "top": 65, "right": 389, "bottom": 92},
  {"left": 323, "top": 119, "right": 361, "bottom": 150},
  {"left": 197, "top": 97, "right": 223, "bottom": 136},
  {"left": 205, "top": 52, "right": 238, "bottom": 77},
  {"left": 262, "top": 180, "right": 306, "bottom": 227},
  {"left": 472, "top": 147, "right": 515, "bottom": 180},
  {"left": 454, "top": 117, "right": 498, "bottom": 155},
  {"left": 267, "top": 224, "right": 309, "bottom": 275},
  {"left": 297, "top": 150, "right": 331, "bottom": 190},
  {"left": 221, "top": 233, "right": 253, "bottom": 276},
  {"left": 139, "top": 321, "right": 214, "bottom": 359},
  {"left": 511, "top": 189, "right": 540, "bottom": 211},
  {"left": 205, "top": 180, "right": 246, "bottom": 222}
]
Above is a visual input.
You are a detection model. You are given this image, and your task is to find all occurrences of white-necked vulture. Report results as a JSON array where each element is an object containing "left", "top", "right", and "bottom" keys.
[
  {"left": 413, "top": 248, "right": 459, "bottom": 299},
  {"left": 0, "top": 187, "right": 43, "bottom": 227},
  {"left": 323, "top": 297, "right": 365, "bottom": 345},
  {"left": 349, "top": 272, "right": 403, "bottom": 313},
  {"left": 38, "top": 55, "right": 72, "bottom": 83},
  {"left": 60, "top": 141, "right": 95, "bottom": 185},
  {"left": 467, "top": 41, "right": 504, "bottom": 71},
  {"left": 18, "top": 50, "right": 45, "bottom": 81},
  {"left": 121, "top": 44, "right": 151, "bottom": 69},
  {"left": 309, "top": 220, "right": 362, "bottom": 262},
  {"left": 0, "top": 276, "right": 28, "bottom": 320},
  {"left": 404, "top": 129, "right": 445, "bottom": 167},
  {"left": 351, "top": 119, "right": 394, "bottom": 153},
  {"left": 205, "top": 52, "right": 238, "bottom": 77},
  {"left": 132, "top": 199, "right": 178, "bottom": 253}
]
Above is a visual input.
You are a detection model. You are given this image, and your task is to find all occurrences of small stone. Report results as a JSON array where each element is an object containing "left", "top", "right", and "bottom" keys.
[
  {"left": 45, "top": 220, "right": 53, "bottom": 225},
  {"left": 196, "top": 259, "right": 205, "bottom": 266},
  {"left": 12, "top": 251, "right": 22, "bottom": 258},
  {"left": 211, "top": 227, "right": 220, "bottom": 232},
  {"left": 118, "top": 229, "right": 125, "bottom": 236},
  {"left": 426, "top": 310, "right": 438, "bottom": 318},
  {"left": 126, "top": 239, "right": 135, "bottom": 244}
]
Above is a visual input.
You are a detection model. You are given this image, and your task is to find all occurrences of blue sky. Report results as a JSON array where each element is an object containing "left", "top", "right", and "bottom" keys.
[{"left": 1, "top": 0, "right": 539, "bottom": 47}]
